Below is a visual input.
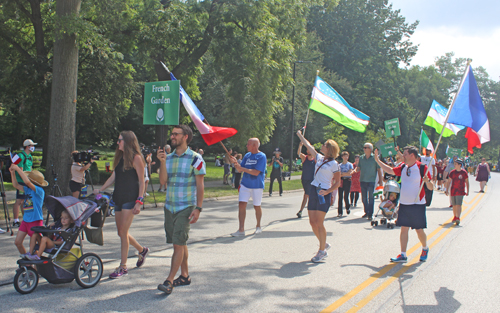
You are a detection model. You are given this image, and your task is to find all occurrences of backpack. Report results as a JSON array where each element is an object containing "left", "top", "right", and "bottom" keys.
[{"left": 400, "top": 163, "right": 433, "bottom": 207}]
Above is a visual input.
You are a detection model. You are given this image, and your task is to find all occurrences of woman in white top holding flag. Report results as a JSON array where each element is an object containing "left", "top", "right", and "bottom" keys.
[{"left": 296, "top": 129, "right": 340, "bottom": 263}]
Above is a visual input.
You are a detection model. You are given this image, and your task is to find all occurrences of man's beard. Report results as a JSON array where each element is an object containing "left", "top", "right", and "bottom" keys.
[{"left": 171, "top": 139, "right": 184, "bottom": 149}]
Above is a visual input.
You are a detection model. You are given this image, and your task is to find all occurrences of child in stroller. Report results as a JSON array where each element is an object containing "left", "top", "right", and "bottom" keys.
[
  {"left": 14, "top": 195, "right": 108, "bottom": 294},
  {"left": 23, "top": 209, "right": 75, "bottom": 261},
  {"left": 371, "top": 179, "right": 400, "bottom": 228}
]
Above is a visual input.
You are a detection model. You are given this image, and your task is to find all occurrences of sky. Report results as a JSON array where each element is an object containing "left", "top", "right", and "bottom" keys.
[{"left": 390, "top": 0, "right": 500, "bottom": 81}]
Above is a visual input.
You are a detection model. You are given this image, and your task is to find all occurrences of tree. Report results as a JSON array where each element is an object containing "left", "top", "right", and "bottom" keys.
[{"left": 46, "top": 0, "right": 82, "bottom": 192}]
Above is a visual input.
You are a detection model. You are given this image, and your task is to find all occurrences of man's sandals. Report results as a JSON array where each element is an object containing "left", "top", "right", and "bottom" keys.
[
  {"left": 173, "top": 275, "right": 191, "bottom": 287},
  {"left": 158, "top": 280, "right": 173, "bottom": 294}
]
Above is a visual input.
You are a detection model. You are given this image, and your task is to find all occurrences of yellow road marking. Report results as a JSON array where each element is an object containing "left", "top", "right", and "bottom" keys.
[{"left": 321, "top": 191, "right": 485, "bottom": 313}]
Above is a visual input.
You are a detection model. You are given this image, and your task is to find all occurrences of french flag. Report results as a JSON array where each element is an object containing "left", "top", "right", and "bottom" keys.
[
  {"left": 191, "top": 156, "right": 204, "bottom": 171},
  {"left": 10, "top": 152, "right": 21, "bottom": 165},
  {"left": 162, "top": 63, "right": 237, "bottom": 146},
  {"left": 447, "top": 66, "right": 490, "bottom": 154}
]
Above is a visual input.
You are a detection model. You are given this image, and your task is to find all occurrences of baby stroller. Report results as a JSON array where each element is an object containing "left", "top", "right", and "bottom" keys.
[
  {"left": 14, "top": 195, "right": 109, "bottom": 294},
  {"left": 371, "top": 179, "right": 400, "bottom": 229}
]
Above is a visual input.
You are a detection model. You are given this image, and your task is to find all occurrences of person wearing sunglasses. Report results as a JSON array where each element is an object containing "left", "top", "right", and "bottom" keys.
[
  {"left": 354, "top": 143, "right": 383, "bottom": 221},
  {"left": 373, "top": 145, "right": 433, "bottom": 263}
]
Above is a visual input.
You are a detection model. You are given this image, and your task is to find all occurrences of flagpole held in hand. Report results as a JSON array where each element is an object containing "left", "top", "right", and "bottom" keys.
[{"left": 415, "top": 59, "right": 472, "bottom": 202}]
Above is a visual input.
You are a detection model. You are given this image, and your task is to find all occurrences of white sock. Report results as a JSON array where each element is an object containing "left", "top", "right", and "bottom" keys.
[
  {"left": 401, "top": 252, "right": 407, "bottom": 257},
  {"left": 423, "top": 246, "right": 428, "bottom": 250},
  {"left": 14, "top": 219, "right": 19, "bottom": 223}
]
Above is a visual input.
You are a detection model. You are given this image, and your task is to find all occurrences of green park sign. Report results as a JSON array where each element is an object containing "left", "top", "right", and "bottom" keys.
[
  {"left": 143, "top": 80, "right": 180, "bottom": 125},
  {"left": 384, "top": 118, "right": 401, "bottom": 138},
  {"left": 379, "top": 143, "right": 396, "bottom": 158},
  {"left": 446, "top": 147, "right": 463, "bottom": 158}
]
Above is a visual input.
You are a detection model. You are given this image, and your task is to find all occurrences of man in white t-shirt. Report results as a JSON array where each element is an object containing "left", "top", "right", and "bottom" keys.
[
  {"left": 374, "top": 146, "right": 434, "bottom": 263},
  {"left": 420, "top": 149, "right": 436, "bottom": 181}
]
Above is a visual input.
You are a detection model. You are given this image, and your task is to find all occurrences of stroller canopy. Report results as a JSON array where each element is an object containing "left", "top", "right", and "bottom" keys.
[{"left": 45, "top": 196, "right": 98, "bottom": 227}]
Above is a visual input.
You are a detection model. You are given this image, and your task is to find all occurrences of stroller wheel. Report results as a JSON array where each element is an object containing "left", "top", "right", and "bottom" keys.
[
  {"left": 374, "top": 221, "right": 379, "bottom": 226},
  {"left": 74, "top": 253, "right": 103, "bottom": 288},
  {"left": 14, "top": 267, "right": 38, "bottom": 294}
]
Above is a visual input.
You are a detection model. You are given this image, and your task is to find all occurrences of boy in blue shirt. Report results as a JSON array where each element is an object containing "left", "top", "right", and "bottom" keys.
[{"left": 10, "top": 164, "right": 47, "bottom": 256}]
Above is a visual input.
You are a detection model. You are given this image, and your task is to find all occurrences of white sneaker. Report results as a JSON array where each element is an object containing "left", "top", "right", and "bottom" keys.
[
  {"left": 254, "top": 227, "right": 262, "bottom": 234},
  {"left": 0, "top": 228, "right": 5, "bottom": 234},
  {"left": 144, "top": 193, "right": 150, "bottom": 197},
  {"left": 325, "top": 243, "right": 331, "bottom": 250},
  {"left": 231, "top": 230, "right": 245, "bottom": 237},
  {"left": 311, "top": 250, "right": 328, "bottom": 263}
]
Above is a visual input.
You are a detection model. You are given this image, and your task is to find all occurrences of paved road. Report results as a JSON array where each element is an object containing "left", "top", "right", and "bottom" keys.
[{"left": 0, "top": 174, "right": 498, "bottom": 312}]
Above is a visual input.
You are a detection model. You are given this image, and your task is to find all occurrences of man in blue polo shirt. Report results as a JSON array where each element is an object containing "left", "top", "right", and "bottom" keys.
[{"left": 230, "top": 138, "right": 267, "bottom": 237}]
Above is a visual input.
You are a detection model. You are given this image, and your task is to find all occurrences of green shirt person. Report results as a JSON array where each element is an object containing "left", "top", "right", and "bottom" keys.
[{"left": 12, "top": 139, "right": 37, "bottom": 227}]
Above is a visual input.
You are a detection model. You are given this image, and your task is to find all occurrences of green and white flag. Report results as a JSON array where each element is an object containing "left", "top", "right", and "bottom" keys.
[
  {"left": 420, "top": 129, "right": 434, "bottom": 152},
  {"left": 309, "top": 76, "right": 370, "bottom": 133}
]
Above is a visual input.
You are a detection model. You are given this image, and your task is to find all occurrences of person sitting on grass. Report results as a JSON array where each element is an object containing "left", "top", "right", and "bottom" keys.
[
  {"left": 10, "top": 164, "right": 47, "bottom": 257},
  {"left": 25, "top": 209, "right": 75, "bottom": 260}
]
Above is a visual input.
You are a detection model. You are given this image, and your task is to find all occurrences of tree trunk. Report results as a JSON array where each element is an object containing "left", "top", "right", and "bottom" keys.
[{"left": 46, "top": 0, "right": 82, "bottom": 195}]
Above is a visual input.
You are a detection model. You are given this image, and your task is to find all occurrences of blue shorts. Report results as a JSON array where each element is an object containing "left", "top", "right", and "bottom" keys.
[
  {"left": 396, "top": 204, "right": 426, "bottom": 229},
  {"left": 308, "top": 186, "right": 332, "bottom": 213},
  {"left": 301, "top": 180, "right": 313, "bottom": 195},
  {"left": 114, "top": 201, "right": 135, "bottom": 212}
]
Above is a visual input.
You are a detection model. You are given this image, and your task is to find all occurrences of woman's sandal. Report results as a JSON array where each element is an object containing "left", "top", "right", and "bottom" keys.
[{"left": 173, "top": 275, "right": 191, "bottom": 287}]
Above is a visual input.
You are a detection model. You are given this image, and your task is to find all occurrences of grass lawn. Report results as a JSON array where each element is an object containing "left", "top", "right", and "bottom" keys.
[{"left": 143, "top": 174, "right": 303, "bottom": 204}]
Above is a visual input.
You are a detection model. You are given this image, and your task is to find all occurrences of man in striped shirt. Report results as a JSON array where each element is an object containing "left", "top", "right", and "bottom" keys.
[{"left": 157, "top": 125, "right": 206, "bottom": 294}]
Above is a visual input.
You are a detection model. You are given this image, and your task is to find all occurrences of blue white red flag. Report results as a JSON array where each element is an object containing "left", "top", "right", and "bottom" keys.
[
  {"left": 10, "top": 152, "right": 21, "bottom": 165},
  {"left": 191, "top": 156, "right": 204, "bottom": 171},
  {"left": 447, "top": 66, "right": 490, "bottom": 145}
]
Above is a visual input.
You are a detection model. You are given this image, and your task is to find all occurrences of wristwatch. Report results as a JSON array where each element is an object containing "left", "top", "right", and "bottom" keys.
[{"left": 195, "top": 206, "right": 202, "bottom": 212}]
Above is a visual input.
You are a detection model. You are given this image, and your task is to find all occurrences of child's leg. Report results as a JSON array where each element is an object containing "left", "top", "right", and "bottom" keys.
[
  {"left": 37, "top": 237, "right": 56, "bottom": 257},
  {"left": 29, "top": 233, "right": 41, "bottom": 254},
  {"left": 14, "top": 231, "right": 28, "bottom": 254}
]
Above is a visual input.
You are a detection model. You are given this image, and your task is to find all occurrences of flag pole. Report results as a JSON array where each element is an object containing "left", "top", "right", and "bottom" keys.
[
  {"left": 303, "top": 70, "right": 319, "bottom": 137},
  {"left": 415, "top": 59, "right": 472, "bottom": 201}
]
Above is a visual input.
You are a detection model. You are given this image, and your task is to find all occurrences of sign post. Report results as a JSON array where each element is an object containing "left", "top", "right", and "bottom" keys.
[{"left": 143, "top": 80, "right": 180, "bottom": 125}]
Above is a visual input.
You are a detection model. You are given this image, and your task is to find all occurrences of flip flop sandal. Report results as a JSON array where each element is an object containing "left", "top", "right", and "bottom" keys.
[{"left": 173, "top": 275, "right": 191, "bottom": 286}]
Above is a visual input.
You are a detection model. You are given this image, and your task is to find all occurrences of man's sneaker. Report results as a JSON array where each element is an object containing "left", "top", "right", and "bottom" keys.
[
  {"left": 455, "top": 218, "right": 460, "bottom": 226},
  {"left": 26, "top": 254, "right": 40, "bottom": 261},
  {"left": 420, "top": 248, "right": 429, "bottom": 262},
  {"left": 362, "top": 214, "right": 368, "bottom": 218},
  {"left": 13, "top": 221, "right": 20, "bottom": 227},
  {"left": 0, "top": 228, "right": 6, "bottom": 234},
  {"left": 109, "top": 266, "right": 128, "bottom": 279},
  {"left": 311, "top": 250, "right": 328, "bottom": 263},
  {"left": 390, "top": 254, "right": 407, "bottom": 263},
  {"left": 231, "top": 230, "right": 245, "bottom": 237},
  {"left": 144, "top": 193, "right": 150, "bottom": 197},
  {"left": 325, "top": 243, "right": 331, "bottom": 251},
  {"left": 136, "top": 247, "right": 149, "bottom": 268},
  {"left": 254, "top": 227, "right": 262, "bottom": 235}
]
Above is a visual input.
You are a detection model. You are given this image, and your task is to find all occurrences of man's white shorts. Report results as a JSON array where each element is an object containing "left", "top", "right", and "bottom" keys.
[{"left": 238, "top": 184, "right": 263, "bottom": 206}]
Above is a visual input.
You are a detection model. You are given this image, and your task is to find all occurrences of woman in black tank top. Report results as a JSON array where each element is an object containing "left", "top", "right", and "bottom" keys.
[{"left": 94, "top": 131, "right": 149, "bottom": 279}]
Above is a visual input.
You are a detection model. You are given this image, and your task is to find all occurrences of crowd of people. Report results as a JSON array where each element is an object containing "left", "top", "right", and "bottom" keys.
[{"left": 4, "top": 130, "right": 493, "bottom": 295}]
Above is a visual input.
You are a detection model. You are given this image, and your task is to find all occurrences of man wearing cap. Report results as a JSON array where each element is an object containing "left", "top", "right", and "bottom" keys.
[
  {"left": 12, "top": 139, "right": 37, "bottom": 227},
  {"left": 9, "top": 164, "right": 47, "bottom": 256},
  {"left": 355, "top": 143, "right": 383, "bottom": 220},
  {"left": 268, "top": 148, "right": 283, "bottom": 196}
]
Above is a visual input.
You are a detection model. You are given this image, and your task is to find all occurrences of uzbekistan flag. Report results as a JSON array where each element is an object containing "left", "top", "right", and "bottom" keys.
[
  {"left": 447, "top": 66, "right": 490, "bottom": 153},
  {"left": 309, "top": 76, "right": 369, "bottom": 133},
  {"left": 420, "top": 129, "right": 434, "bottom": 153},
  {"left": 10, "top": 152, "right": 21, "bottom": 165},
  {"left": 169, "top": 73, "right": 237, "bottom": 146},
  {"left": 424, "top": 100, "right": 464, "bottom": 137}
]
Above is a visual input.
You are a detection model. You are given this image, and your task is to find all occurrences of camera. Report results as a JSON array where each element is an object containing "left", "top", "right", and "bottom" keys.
[{"left": 73, "top": 147, "right": 99, "bottom": 163}]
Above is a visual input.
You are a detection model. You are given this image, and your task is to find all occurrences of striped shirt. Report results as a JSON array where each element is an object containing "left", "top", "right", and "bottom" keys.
[{"left": 165, "top": 148, "right": 206, "bottom": 213}]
